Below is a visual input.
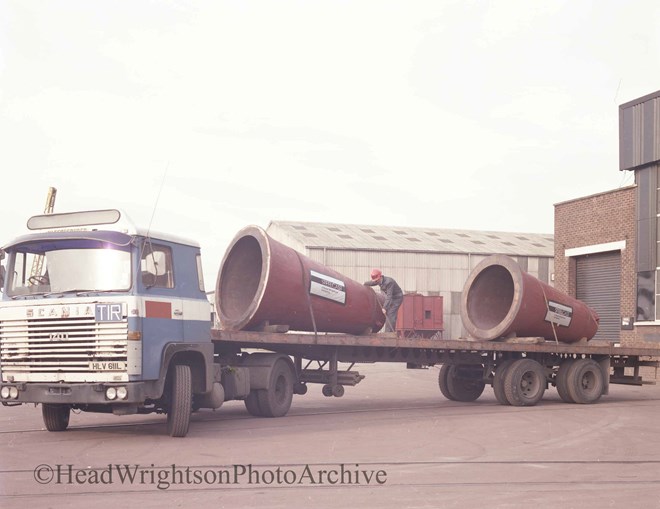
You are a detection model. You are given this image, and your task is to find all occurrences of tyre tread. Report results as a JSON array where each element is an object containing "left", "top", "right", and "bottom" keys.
[{"left": 167, "top": 364, "right": 192, "bottom": 437}]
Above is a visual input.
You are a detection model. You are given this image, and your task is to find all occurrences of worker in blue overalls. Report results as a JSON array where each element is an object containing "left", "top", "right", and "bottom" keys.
[{"left": 364, "top": 268, "right": 403, "bottom": 333}]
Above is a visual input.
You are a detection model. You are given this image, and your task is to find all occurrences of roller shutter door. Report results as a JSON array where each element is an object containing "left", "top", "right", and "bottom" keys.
[{"left": 576, "top": 251, "right": 621, "bottom": 341}]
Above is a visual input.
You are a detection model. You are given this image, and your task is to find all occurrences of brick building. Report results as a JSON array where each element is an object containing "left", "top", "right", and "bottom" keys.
[
  {"left": 554, "top": 90, "right": 660, "bottom": 346},
  {"left": 554, "top": 186, "right": 637, "bottom": 343}
]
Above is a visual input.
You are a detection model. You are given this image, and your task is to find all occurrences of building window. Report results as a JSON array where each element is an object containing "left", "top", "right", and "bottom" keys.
[{"left": 635, "top": 165, "right": 658, "bottom": 320}]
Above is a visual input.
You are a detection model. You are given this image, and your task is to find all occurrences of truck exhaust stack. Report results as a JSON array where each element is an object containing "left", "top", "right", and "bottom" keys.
[
  {"left": 460, "top": 254, "right": 599, "bottom": 343},
  {"left": 216, "top": 226, "right": 385, "bottom": 334}
]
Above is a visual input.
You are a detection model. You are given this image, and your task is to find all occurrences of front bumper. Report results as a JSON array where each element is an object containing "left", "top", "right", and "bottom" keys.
[{"left": 0, "top": 380, "right": 161, "bottom": 406}]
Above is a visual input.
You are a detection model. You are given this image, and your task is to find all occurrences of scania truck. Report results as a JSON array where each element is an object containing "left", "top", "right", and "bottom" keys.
[{"left": 0, "top": 209, "right": 658, "bottom": 437}]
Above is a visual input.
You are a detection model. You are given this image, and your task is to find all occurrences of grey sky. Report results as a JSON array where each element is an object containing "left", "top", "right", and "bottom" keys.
[{"left": 1, "top": 1, "right": 658, "bottom": 285}]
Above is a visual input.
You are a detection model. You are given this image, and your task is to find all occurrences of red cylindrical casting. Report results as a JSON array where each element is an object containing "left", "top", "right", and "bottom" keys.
[
  {"left": 215, "top": 226, "right": 385, "bottom": 334},
  {"left": 460, "top": 254, "right": 599, "bottom": 343}
]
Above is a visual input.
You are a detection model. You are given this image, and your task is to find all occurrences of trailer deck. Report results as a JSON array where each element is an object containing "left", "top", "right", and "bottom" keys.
[
  {"left": 212, "top": 329, "right": 660, "bottom": 358},
  {"left": 213, "top": 329, "right": 659, "bottom": 403}
]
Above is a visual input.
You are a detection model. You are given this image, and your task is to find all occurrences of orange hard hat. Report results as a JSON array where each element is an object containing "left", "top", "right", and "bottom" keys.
[{"left": 370, "top": 268, "right": 382, "bottom": 280}]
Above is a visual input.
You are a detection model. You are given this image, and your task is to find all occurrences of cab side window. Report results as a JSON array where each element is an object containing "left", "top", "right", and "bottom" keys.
[{"left": 141, "top": 243, "right": 174, "bottom": 288}]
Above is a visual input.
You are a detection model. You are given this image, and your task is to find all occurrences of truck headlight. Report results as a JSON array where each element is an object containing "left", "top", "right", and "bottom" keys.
[
  {"left": 116, "top": 387, "right": 128, "bottom": 400},
  {"left": 105, "top": 387, "right": 117, "bottom": 400},
  {"left": 0, "top": 387, "right": 9, "bottom": 399},
  {"left": 8, "top": 387, "right": 18, "bottom": 399}
]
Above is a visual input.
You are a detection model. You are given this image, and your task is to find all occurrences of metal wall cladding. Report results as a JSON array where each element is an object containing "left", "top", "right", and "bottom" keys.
[
  {"left": 620, "top": 91, "right": 660, "bottom": 171},
  {"left": 461, "top": 254, "right": 599, "bottom": 343},
  {"left": 216, "top": 226, "right": 385, "bottom": 334}
]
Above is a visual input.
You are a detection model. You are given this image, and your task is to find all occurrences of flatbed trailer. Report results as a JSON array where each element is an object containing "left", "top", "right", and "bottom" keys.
[
  {"left": 3, "top": 208, "right": 659, "bottom": 436},
  {"left": 212, "top": 329, "right": 660, "bottom": 406}
]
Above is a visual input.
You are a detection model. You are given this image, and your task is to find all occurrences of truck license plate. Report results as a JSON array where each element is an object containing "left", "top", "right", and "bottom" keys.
[{"left": 89, "top": 361, "right": 126, "bottom": 371}]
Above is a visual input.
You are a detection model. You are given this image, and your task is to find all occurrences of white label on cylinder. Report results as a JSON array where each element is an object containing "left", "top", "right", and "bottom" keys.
[
  {"left": 545, "top": 301, "right": 573, "bottom": 327},
  {"left": 309, "top": 270, "right": 346, "bottom": 304}
]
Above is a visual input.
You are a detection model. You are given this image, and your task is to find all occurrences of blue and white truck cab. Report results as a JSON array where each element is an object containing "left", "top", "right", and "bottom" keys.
[{"left": 0, "top": 209, "right": 294, "bottom": 437}]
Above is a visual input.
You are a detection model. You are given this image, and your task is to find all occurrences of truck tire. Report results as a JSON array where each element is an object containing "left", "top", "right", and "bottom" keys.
[
  {"left": 503, "top": 358, "right": 546, "bottom": 406},
  {"left": 438, "top": 364, "right": 457, "bottom": 401},
  {"left": 439, "top": 364, "right": 485, "bottom": 402},
  {"left": 256, "top": 359, "right": 294, "bottom": 417},
  {"left": 42, "top": 404, "right": 70, "bottom": 432},
  {"left": 167, "top": 364, "right": 192, "bottom": 437},
  {"left": 244, "top": 391, "right": 264, "bottom": 416},
  {"left": 492, "top": 359, "right": 516, "bottom": 405},
  {"left": 566, "top": 358, "right": 604, "bottom": 404},
  {"left": 555, "top": 359, "right": 576, "bottom": 403}
]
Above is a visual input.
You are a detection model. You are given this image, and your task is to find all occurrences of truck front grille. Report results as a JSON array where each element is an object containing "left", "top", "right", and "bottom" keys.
[{"left": 0, "top": 315, "right": 128, "bottom": 382}]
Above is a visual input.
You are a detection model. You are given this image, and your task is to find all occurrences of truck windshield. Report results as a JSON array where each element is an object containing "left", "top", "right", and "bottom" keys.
[{"left": 5, "top": 238, "right": 132, "bottom": 297}]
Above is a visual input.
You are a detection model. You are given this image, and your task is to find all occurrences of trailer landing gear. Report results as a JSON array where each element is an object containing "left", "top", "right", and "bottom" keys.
[{"left": 322, "top": 384, "right": 345, "bottom": 397}]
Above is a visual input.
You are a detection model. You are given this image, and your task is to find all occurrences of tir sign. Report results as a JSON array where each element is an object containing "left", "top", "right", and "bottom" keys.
[{"left": 95, "top": 304, "right": 123, "bottom": 322}]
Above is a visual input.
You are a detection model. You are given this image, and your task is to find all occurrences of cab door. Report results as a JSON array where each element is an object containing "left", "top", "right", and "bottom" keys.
[{"left": 139, "top": 241, "right": 183, "bottom": 380}]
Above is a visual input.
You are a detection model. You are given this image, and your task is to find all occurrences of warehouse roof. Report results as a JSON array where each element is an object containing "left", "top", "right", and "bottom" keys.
[{"left": 267, "top": 221, "right": 554, "bottom": 257}]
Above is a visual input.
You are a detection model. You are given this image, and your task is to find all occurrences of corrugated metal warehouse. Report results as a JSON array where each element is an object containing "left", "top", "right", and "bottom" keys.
[{"left": 266, "top": 221, "right": 554, "bottom": 339}]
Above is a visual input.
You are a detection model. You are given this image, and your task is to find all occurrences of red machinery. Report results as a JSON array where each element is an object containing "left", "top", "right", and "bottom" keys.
[{"left": 396, "top": 293, "right": 444, "bottom": 339}]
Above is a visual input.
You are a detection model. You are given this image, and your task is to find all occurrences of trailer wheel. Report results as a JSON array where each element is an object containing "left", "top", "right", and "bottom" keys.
[
  {"left": 167, "top": 364, "right": 192, "bottom": 437},
  {"left": 438, "top": 364, "right": 457, "bottom": 401},
  {"left": 42, "top": 404, "right": 70, "bottom": 432},
  {"left": 566, "top": 359, "right": 604, "bottom": 404},
  {"left": 257, "top": 359, "right": 294, "bottom": 417},
  {"left": 492, "top": 359, "right": 516, "bottom": 405},
  {"left": 555, "top": 359, "right": 576, "bottom": 403},
  {"left": 244, "top": 391, "right": 264, "bottom": 416},
  {"left": 503, "top": 359, "right": 546, "bottom": 406},
  {"left": 438, "top": 364, "right": 485, "bottom": 402},
  {"left": 322, "top": 384, "right": 333, "bottom": 397}
]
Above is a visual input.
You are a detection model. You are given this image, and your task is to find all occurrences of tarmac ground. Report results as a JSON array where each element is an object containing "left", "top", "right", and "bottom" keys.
[{"left": 1, "top": 362, "right": 660, "bottom": 509}]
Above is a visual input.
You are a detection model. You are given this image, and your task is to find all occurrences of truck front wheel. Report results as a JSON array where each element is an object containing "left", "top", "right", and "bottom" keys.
[
  {"left": 167, "top": 364, "right": 192, "bottom": 437},
  {"left": 42, "top": 404, "right": 70, "bottom": 432}
]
